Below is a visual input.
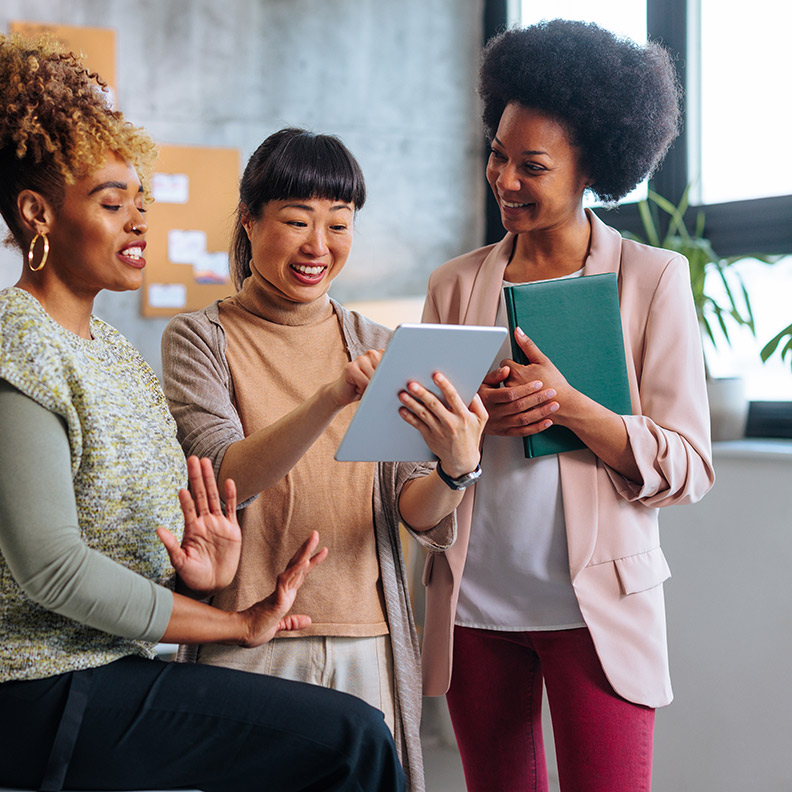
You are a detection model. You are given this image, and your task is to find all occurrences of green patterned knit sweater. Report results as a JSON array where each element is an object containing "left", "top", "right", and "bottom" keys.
[{"left": 0, "top": 287, "right": 186, "bottom": 681}]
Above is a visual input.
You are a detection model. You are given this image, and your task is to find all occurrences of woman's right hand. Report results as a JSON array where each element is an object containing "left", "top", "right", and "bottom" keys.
[
  {"left": 327, "top": 349, "right": 384, "bottom": 407},
  {"left": 158, "top": 456, "right": 241, "bottom": 598},
  {"left": 477, "top": 364, "right": 560, "bottom": 436},
  {"left": 237, "top": 530, "right": 328, "bottom": 647}
]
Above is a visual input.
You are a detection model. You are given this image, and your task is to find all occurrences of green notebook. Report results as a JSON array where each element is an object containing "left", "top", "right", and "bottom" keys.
[{"left": 503, "top": 272, "right": 632, "bottom": 458}]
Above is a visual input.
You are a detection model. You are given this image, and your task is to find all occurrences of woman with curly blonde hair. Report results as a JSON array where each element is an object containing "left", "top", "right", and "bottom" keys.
[{"left": 0, "top": 34, "right": 404, "bottom": 792}]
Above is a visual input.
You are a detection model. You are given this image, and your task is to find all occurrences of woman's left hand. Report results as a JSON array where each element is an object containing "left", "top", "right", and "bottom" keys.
[
  {"left": 398, "top": 372, "right": 488, "bottom": 477},
  {"left": 494, "top": 328, "right": 583, "bottom": 434},
  {"left": 504, "top": 328, "right": 642, "bottom": 481},
  {"left": 157, "top": 456, "right": 242, "bottom": 597}
]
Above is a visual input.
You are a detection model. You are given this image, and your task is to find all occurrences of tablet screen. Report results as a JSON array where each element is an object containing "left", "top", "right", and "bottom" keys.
[{"left": 335, "top": 323, "right": 507, "bottom": 462}]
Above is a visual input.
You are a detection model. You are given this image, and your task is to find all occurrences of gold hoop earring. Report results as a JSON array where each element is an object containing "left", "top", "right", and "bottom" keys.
[{"left": 27, "top": 232, "right": 50, "bottom": 272}]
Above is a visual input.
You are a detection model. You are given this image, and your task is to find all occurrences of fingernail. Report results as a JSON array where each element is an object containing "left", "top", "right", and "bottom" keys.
[
  {"left": 516, "top": 326, "right": 526, "bottom": 338},
  {"left": 532, "top": 381, "right": 543, "bottom": 390},
  {"left": 549, "top": 403, "right": 559, "bottom": 412},
  {"left": 546, "top": 389, "right": 557, "bottom": 398}
]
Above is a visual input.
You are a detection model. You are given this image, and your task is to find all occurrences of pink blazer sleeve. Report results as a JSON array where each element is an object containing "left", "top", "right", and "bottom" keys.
[{"left": 608, "top": 253, "right": 715, "bottom": 507}]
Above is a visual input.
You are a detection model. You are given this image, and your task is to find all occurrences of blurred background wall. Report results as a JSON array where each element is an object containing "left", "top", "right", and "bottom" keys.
[{"left": 0, "top": 0, "right": 486, "bottom": 374}]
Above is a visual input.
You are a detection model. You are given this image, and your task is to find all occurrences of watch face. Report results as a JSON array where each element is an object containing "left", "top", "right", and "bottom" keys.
[
  {"left": 437, "top": 463, "right": 481, "bottom": 490},
  {"left": 458, "top": 470, "right": 481, "bottom": 489}
]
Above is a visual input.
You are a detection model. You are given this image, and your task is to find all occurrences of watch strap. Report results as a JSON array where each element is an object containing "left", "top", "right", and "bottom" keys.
[{"left": 436, "top": 462, "right": 482, "bottom": 491}]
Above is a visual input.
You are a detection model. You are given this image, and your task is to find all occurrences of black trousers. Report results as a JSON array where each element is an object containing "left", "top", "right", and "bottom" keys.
[{"left": 0, "top": 655, "right": 405, "bottom": 792}]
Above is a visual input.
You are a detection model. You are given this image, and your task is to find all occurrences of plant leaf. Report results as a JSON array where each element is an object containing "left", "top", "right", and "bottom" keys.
[{"left": 760, "top": 323, "right": 792, "bottom": 363}]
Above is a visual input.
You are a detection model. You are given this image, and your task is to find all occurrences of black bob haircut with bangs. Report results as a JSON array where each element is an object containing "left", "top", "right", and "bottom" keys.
[{"left": 230, "top": 127, "right": 366, "bottom": 288}]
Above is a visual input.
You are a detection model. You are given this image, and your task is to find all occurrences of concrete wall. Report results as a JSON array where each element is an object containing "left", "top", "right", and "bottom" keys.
[{"left": 0, "top": 0, "right": 486, "bottom": 374}]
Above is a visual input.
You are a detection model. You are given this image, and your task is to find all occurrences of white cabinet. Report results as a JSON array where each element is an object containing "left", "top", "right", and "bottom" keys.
[{"left": 654, "top": 441, "right": 792, "bottom": 792}]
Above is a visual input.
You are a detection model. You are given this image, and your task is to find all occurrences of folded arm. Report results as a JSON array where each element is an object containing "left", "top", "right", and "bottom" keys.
[{"left": 423, "top": 255, "right": 714, "bottom": 507}]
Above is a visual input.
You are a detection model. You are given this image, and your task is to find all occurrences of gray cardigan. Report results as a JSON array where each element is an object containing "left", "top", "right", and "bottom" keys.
[{"left": 161, "top": 298, "right": 456, "bottom": 792}]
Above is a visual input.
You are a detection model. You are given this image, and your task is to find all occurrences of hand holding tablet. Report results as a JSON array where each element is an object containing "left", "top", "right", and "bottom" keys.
[{"left": 335, "top": 323, "right": 507, "bottom": 462}]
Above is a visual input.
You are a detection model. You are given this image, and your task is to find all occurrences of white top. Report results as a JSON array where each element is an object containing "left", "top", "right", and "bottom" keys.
[{"left": 455, "top": 277, "right": 586, "bottom": 632}]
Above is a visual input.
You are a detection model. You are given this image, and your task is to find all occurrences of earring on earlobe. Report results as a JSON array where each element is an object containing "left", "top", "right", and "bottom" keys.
[{"left": 27, "top": 232, "right": 50, "bottom": 272}]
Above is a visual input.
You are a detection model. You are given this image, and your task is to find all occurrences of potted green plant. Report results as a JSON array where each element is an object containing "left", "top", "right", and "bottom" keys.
[{"left": 623, "top": 186, "right": 766, "bottom": 440}]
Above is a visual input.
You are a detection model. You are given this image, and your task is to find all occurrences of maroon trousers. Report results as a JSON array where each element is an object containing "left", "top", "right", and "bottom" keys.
[{"left": 446, "top": 626, "right": 655, "bottom": 792}]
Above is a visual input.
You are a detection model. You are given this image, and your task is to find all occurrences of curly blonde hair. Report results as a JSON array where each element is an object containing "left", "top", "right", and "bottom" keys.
[{"left": 0, "top": 33, "right": 157, "bottom": 248}]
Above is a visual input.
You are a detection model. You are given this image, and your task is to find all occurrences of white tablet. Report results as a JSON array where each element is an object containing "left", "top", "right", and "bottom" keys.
[{"left": 335, "top": 323, "right": 507, "bottom": 462}]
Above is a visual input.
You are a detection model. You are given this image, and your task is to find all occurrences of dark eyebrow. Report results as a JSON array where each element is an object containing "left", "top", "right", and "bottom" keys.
[
  {"left": 88, "top": 181, "right": 144, "bottom": 195},
  {"left": 492, "top": 136, "right": 548, "bottom": 157},
  {"left": 279, "top": 202, "right": 352, "bottom": 212}
]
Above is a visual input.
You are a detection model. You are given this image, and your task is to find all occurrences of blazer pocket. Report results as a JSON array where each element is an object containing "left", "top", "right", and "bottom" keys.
[{"left": 614, "top": 547, "right": 671, "bottom": 596}]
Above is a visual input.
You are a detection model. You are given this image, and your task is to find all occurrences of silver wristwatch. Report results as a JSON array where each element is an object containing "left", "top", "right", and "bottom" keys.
[{"left": 436, "top": 462, "right": 482, "bottom": 491}]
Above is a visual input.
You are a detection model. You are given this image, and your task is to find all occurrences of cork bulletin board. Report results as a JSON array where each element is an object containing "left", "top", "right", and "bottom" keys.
[
  {"left": 141, "top": 145, "right": 240, "bottom": 317},
  {"left": 10, "top": 21, "right": 117, "bottom": 103}
]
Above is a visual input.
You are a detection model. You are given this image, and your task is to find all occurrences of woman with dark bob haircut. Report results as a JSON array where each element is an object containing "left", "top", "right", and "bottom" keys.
[
  {"left": 161, "top": 128, "right": 487, "bottom": 792},
  {"left": 0, "top": 35, "right": 406, "bottom": 792},
  {"left": 420, "top": 19, "right": 714, "bottom": 792}
]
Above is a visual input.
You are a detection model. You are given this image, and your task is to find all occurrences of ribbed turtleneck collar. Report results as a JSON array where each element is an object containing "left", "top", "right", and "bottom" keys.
[{"left": 234, "top": 266, "right": 333, "bottom": 326}]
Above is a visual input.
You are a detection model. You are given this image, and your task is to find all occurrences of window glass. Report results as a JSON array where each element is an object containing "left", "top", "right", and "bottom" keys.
[
  {"left": 706, "top": 255, "right": 792, "bottom": 401},
  {"left": 517, "top": 1, "right": 649, "bottom": 205},
  {"left": 518, "top": 0, "right": 646, "bottom": 40},
  {"left": 695, "top": 1, "right": 792, "bottom": 400},
  {"left": 697, "top": 1, "right": 792, "bottom": 204}
]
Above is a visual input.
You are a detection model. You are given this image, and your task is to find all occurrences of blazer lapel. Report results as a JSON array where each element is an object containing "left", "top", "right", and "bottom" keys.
[
  {"left": 462, "top": 233, "right": 515, "bottom": 325},
  {"left": 584, "top": 209, "right": 623, "bottom": 276}
]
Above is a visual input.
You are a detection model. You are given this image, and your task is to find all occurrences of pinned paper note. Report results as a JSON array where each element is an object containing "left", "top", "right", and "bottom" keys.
[
  {"left": 168, "top": 229, "right": 206, "bottom": 264},
  {"left": 193, "top": 252, "right": 230, "bottom": 284},
  {"left": 152, "top": 173, "right": 190, "bottom": 204},
  {"left": 148, "top": 283, "right": 187, "bottom": 309},
  {"left": 141, "top": 144, "right": 240, "bottom": 317}
]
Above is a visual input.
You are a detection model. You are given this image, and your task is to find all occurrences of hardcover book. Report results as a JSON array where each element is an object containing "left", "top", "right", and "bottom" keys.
[{"left": 503, "top": 272, "right": 632, "bottom": 458}]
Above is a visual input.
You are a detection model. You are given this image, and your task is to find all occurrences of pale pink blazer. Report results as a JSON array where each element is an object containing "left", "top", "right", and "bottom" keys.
[{"left": 420, "top": 210, "right": 715, "bottom": 708}]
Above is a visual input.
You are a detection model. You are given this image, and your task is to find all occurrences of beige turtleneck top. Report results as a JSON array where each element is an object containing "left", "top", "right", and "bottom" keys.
[{"left": 212, "top": 273, "right": 386, "bottom": 637}]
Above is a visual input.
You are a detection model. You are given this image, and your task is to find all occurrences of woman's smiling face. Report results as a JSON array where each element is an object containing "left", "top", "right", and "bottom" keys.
[
  {"left": 486, "top": 102, "right": 589, "bottom": 237},
  {"left": 45, "top": 151, "right": 149, "bottom": 296},
  {"left": 243, "top": 197, "right": 354, "bottom": 302}
]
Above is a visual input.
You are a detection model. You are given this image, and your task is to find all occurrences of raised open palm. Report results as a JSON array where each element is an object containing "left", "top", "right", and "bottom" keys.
[{"left": 157, "top": 456, "right": 241, "bottom": 596}]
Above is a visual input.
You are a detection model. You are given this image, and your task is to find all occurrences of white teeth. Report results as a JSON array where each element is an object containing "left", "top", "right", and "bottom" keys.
[
  {"left": 502, "top": 200, "right": 529, "bottom": 208},
  {"left": 123, "top": 247, "right": 143, "bottom": 259},
  {"left": 293, "top": 264, "right": 324, "bottom": 275}
]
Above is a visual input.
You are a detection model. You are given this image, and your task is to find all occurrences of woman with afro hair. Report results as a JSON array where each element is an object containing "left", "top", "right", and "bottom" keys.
[
  {"left": 0, "top": 34, "right": 405, "bottom": 792},
  {"left": 420, "top": 19, "right": 714, "bottom": 792}
]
